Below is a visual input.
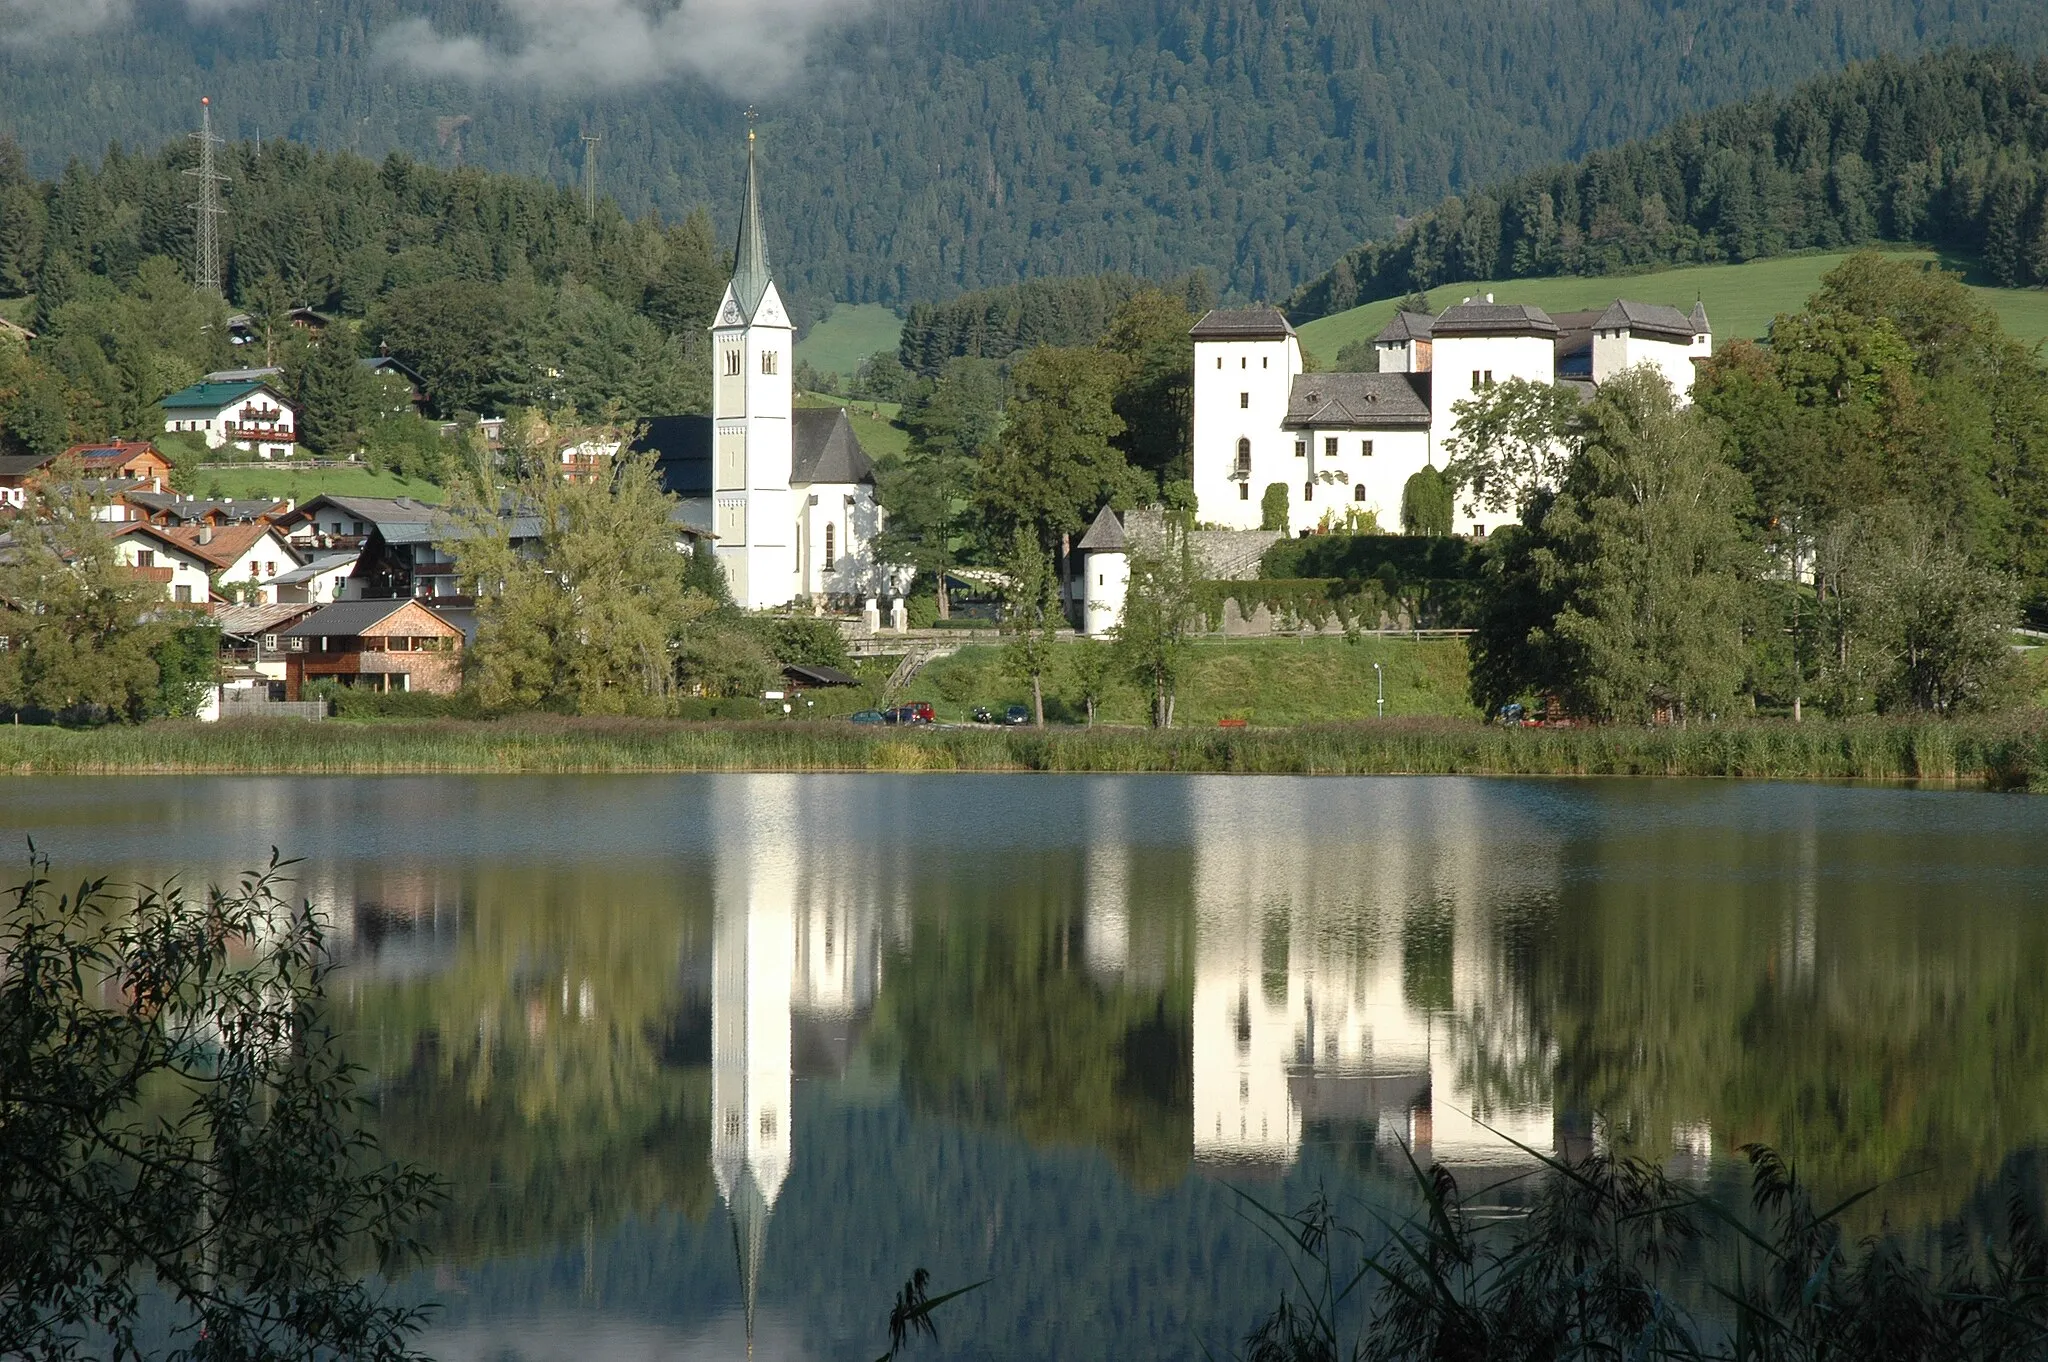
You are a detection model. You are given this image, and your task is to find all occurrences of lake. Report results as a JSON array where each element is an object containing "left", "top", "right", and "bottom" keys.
[{"left": 4, "top": 774, "right": 2047, "bottom": 1360}]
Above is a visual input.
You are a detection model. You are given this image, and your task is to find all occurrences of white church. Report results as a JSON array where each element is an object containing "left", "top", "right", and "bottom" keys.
[
  {"left": 647, "top": 129, "right": 890, "bottom": 612},
  {"left": 1186, "top": 296, "right": 1712, "bottom": 537}
]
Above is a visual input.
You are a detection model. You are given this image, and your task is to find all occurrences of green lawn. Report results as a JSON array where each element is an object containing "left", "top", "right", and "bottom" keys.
[
  {"left": 189, "top": 465, "right": 446, "bottom": 504},
  {"left": 796, "top": 303, "right": 904, "bottom": 381},
  {"left": 1297, "top": 247, "right": 2048, "bottom": 365},
  {"left": 914, "top": 635, "right": 1476, "bottom": 726},
  {"left": 797, "top": 391, "right": 912, "bottom": 463}
]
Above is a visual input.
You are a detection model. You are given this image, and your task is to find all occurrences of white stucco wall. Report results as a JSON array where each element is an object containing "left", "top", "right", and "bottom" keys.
[
  {"left": 797, "top": 481, "right": 884, "bottom": 601},
  {"left": 164, "top": 390, "right": 297, "bottom": 459},
  {"left": 1081, "top": 547, "right": 1128, "bottom": 637},
  {"left": 1192, "top": 334, "right": 1303, "bottom": 530},
  {"left": 1293, "top": 426, "right": 1433, "bottom": 533},
  {"left": 1591, "top": 334, "right": 1710, "bottom": 400},
  {"left": 114, "top": 537, "right": 212, "bottom": 605},
  {"left": 1429, "top": 333, "right": 1556, "bottom": 464}
]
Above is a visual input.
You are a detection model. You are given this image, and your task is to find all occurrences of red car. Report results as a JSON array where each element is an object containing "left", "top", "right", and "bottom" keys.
[{"left": 885, "top": 703, "right": 935, "bottom": 725}]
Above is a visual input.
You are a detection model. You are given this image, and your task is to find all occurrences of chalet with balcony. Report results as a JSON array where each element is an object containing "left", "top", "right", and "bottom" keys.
[
  {"left": 110, "top": 530, "right": 214, "bottom": 606},
  {"left": 123, "top": 492, "right": 291, "bottom": 528},
  {"left": 160, "top": 379, "right": 297, "bottom": 459},
  {"left": 276, "top": 600, "right": 464, "bottom": 698}
]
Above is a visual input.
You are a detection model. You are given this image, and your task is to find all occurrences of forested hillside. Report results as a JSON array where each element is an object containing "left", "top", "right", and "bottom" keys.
[
  {"left": 1291, "top": 48, "right": 2048, "bottom": 321},
  {"left": 1, "top": 0, "right": 2043, "bottom": 304}
]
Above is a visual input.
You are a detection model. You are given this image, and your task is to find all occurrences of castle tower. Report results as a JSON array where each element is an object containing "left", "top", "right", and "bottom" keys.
[{"left": 711, "top": 121, "right": 797, "bottom": 609}]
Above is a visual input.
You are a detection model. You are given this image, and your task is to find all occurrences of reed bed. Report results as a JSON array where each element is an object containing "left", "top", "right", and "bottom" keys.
[{"left": 0, "top": 714, "right": 2041, "bottom": 788}]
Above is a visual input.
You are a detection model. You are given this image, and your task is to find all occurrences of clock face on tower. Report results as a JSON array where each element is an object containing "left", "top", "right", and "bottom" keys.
[{"left": 721, "top": 299, "right": 743, "bottom": 325}]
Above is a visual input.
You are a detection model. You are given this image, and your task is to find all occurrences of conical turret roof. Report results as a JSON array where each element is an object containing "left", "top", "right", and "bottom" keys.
[
  {"left": 731, "top": 127, "right": 774, "bottom": 321},
  {"left": 1077, "top": 504, "right": 1127, "bottom": 552}
]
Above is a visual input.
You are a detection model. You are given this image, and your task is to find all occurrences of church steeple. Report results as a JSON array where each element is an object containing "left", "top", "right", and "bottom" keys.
[{"left": 732, "top": 114, "right": 774, "bottom": 321}]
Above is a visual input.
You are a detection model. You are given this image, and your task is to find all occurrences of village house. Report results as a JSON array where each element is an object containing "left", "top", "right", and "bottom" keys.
[
  {"left": 115, "top": 520, "right": 301, "bottom": 605},
  {"left": 160, "top": 378, "right": 297, "bottom": 459},
  {"left": 110, "top": 528, "right": 214, "bottom": 605},
  {"left": 275, "top": 599, "right": 464, "bottom": 698},
  {"left": 209, "top": 601, "right": 319, "bottom": 701},
  {"left": 270, "top": 551, "right": 362, "bottom": 605},
  {"left": 0, "top": 440, "right": 174, "bottom": 511},
  {"left": 122, "top": 491, "right": 290, "bottom": 528}
]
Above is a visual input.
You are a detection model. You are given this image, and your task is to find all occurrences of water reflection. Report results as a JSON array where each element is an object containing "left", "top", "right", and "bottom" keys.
[{"left": 5, "top": 775, "right": 2048, "bottom": 1360}]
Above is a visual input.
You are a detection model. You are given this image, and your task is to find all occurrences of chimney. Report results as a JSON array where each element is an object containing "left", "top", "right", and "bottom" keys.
[
  {"left": 1485, "top": 292, "right": 1495, "bottom": 303},
  {"left": 198, "top": 524, "right": 213, "bottom": 545}
]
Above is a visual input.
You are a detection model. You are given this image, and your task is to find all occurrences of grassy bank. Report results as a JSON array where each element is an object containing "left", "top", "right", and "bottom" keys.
[
  {"left": 917, "top": 636, "right": 1475, "bottom": 724},
  {"left": 1, "top": 715, "right": 2043, "bottom": 787}
]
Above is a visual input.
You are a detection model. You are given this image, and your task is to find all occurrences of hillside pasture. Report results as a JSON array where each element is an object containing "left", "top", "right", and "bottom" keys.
[
  {"left": 796, "top": 304, "right": 904, "bottom": 382},
  {"left": 1297, "top": 248, "right": 2048, "bottom": 366}
]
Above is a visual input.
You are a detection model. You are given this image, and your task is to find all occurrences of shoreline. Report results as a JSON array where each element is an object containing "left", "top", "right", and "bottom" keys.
[{"left": 0, "top": 716, "right": 2039, "bottom": 788}]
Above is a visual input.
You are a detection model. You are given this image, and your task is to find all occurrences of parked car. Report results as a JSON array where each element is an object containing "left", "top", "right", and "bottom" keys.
[
  {"left": 884, "top": 702, "right": 935, "bottom": 725},
  {"left": 971, "top": 706, "right": 996, "bottom": 724},
  {"left": 1003, "top": 704, "right": 1031, "bottom": 726},
  {"left": 849, "top": 709, "right": 886, "bottom": 724}
]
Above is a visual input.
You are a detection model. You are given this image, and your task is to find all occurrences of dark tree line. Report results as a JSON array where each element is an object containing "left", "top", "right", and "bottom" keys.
[
  {"left": 3, "top": 1, "right": 2045, "bottom": 305},
  {"left": 898, "top": 272, "right": 1213, "bottom": 378},
  {"left": 1291, "top": 48, "right": 2048, "bottom": 321}
]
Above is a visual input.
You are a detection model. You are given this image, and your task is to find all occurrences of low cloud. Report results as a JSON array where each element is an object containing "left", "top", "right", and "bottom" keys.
[
  {"left": 376, "top": 0, "right": 875, "bottom": 93},
  {"left": 1, "top": 0, "right": 255, "bottom": 44}
]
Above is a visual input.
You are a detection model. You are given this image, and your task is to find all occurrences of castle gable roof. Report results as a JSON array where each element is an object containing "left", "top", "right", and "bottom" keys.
[
  {"left": 1431, "top": 301, "right": 1558, "bottom": 338},
  {"left": 1592, "top": 299, "right": 1699, "bottom": 343},
  {"left": 1189, "top": 307, "right": 1295, "bottom": 340},
  {"left": 1373, "top": 311, "right": 1434, "bottom": 344},
  {"left": 1282, "top": 373, "right": 1433, "bottom": 430}
]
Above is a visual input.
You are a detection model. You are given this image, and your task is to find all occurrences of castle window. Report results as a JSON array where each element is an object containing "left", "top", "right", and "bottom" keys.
[
  {"left": 1362, "top": 440, "right": 1374, "bottom": 457},
  {"left": 1303, "top": 482, "right": 1314, "bottom": 501},
  {"left": 1484, "top": 370, "right": 1494, "bottom": 386},
  {"left": 1216, "top": 357, "right": 1222, "bottom": 369},
  {"left": 824, "top": 522, "right": 834, "bottom": 565},
  {"left": 761, "top": 350, "right": 779, "bottom": 375},
  {"left": 1262, "top": 357, "right": 1268, "bottom": 369},
  {"left": 1471, "top": 370, "right": 1481, "bottom": 388},
  {"left": 1235, "top": 438, "right": 1251, "bottom": 475},
  {"left": 1239, "top": 483, "right": 1249, "bottom": 500},
  {"left": 725, "top": 350, "right": 742, "bottom": 377},
  {"left": 1295, "top": 441, "right": 1305, "bottom": 458},
  {"left": 1241, "top": 357, "right": 1247, "bottom": 369},
  {"left": 1354, "top": 485, "right": 1368, "bottom": 502},
  {"left": 1324, "top": 437, "right": 1337, "bottom": 458},
  {"left": 1240, "top": 392, "right": 1249, "bottom": 409}
]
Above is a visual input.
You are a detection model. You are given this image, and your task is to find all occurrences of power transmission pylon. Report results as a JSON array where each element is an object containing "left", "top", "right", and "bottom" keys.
[
  {"left": 580, "top": 134, "right": 601, "bottom": 224},
  {"left": 185, "top": 97, "right": 225, "bottom": 296}
]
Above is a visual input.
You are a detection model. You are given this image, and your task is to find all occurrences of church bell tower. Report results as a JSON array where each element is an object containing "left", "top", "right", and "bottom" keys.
[{"left": 711, "top": 117, "right": 796, "bottom": 609}]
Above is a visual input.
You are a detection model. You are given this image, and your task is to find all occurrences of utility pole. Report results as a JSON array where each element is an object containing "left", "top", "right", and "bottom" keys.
[
  {"left": 185, "top": 97, "right": 225, "bottom": 296},
  {"left": 580, "top": 134, "right": 601, "bottom": 225}
]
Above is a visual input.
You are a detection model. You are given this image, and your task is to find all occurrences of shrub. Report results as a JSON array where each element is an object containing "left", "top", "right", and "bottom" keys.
[
  {"left": 1260, "top": 482, "right": 1290, "bottom": 533},
  {"left": 1401, "top": 464, "right": 1455, "bottom": 536}
]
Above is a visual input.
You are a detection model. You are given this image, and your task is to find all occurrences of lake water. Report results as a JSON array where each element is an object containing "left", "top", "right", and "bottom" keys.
[{"left": 5, "top": 774, "right": 2048, "bottom": 1360}]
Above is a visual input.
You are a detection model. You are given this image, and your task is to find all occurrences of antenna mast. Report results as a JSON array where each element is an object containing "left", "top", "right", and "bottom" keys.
[
  {"left": 580, "top": 134, "right": 601, "bottom": 225},
  {"left": 186, "top": 97, "right": 225, "bottom": 296}
]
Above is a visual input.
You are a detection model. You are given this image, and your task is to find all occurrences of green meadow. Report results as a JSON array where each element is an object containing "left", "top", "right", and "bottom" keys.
[
  {"left": 795, "top": 302, "right": 905, "bottom": 381},
  {"left": 1296, "top": 247, "right": 2048, "bottom": 365},
  {"left": 189, "top": 465, "right": 447, "bottom": 504}
]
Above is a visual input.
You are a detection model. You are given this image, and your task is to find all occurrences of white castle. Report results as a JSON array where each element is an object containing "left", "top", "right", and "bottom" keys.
[{"left": 1186, "top": 296, "right": 1712, "bottom": 537}]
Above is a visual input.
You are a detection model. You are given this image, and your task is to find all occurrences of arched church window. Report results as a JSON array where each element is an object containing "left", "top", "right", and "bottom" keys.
[
  {"left": 725, "top": 350, "right": 741, "bottom": 377},
  {"left": 762, "top": 350, "right": 779, "bottom": 375},
  {"left": 824, "top": 522, "right": 835, "bottom": 566},
  {"left": 1235, "top": 438, "right": 1251, "bottom": 475}
]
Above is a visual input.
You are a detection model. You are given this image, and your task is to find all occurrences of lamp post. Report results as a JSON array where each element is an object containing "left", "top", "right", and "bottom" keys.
[{"left": 1373, "top": 661, "right": 1384, "bottom": 718}]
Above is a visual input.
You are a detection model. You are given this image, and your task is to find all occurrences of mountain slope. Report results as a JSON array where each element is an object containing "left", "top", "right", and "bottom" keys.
[
  {"left": 1289, "top": 48, "right": 2048, "bottom": 321},
  {"left": 2, "top": 0, "right": 2045, "bottom": 305}
]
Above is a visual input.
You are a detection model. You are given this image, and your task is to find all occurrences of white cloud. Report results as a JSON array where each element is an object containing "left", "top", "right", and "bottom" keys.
[
  {"left": 375, "top": 0, "right": 875, "bottom": 93},
  {"left": 2, "top": 0, "right": 256, "bottom": 44}
]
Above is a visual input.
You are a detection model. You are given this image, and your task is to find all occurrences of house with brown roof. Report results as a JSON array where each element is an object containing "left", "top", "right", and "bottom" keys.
[
  {"left": 0, "top": 440, "right": 174, "bottom": 511},
  {"left": 114, "top": 520, "right": 301, "bottom": 605},
  {"left": 275, "top": 600, "right": 464, "bottom": 698}
]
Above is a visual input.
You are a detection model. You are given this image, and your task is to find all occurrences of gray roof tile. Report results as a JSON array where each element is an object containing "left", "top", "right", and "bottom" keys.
[
  {"left": 1591, "top": 299, "right": 1698, "bottom": 342},
  {"left": 1283, "top": 373, "right": 1433, "bottom": 429},
  {"left": 1189, "top": 307, "right": 1296, "bottom": 340},
  {"left": 1076, "top": 505, "right": 1126, "bottom": 552},
  {"left": 790, "top": 408, "right": 875, "bottom": 486},
  {"left": 1373, "top": 311, "right": 1434, "bottom": 344},
  {"left": 1431, "top": 302, "right": 1559, "bottom": 337}
]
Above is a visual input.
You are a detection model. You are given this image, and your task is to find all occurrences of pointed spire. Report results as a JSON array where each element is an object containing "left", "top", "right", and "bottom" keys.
[
  {"left": 731, "top": 112, "right": 774, "bottom": 321},
  {"left": 1689, "top": 297, "right": 1711, "bottom": 335},
  {"left": 729, "top": 1170, "right": 771, "bottom": 1355}
]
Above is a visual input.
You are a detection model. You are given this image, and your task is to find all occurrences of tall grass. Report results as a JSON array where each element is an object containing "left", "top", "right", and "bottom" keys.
[{"left": 0, "top": 715, "right": 2042, "bottom": 787}]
